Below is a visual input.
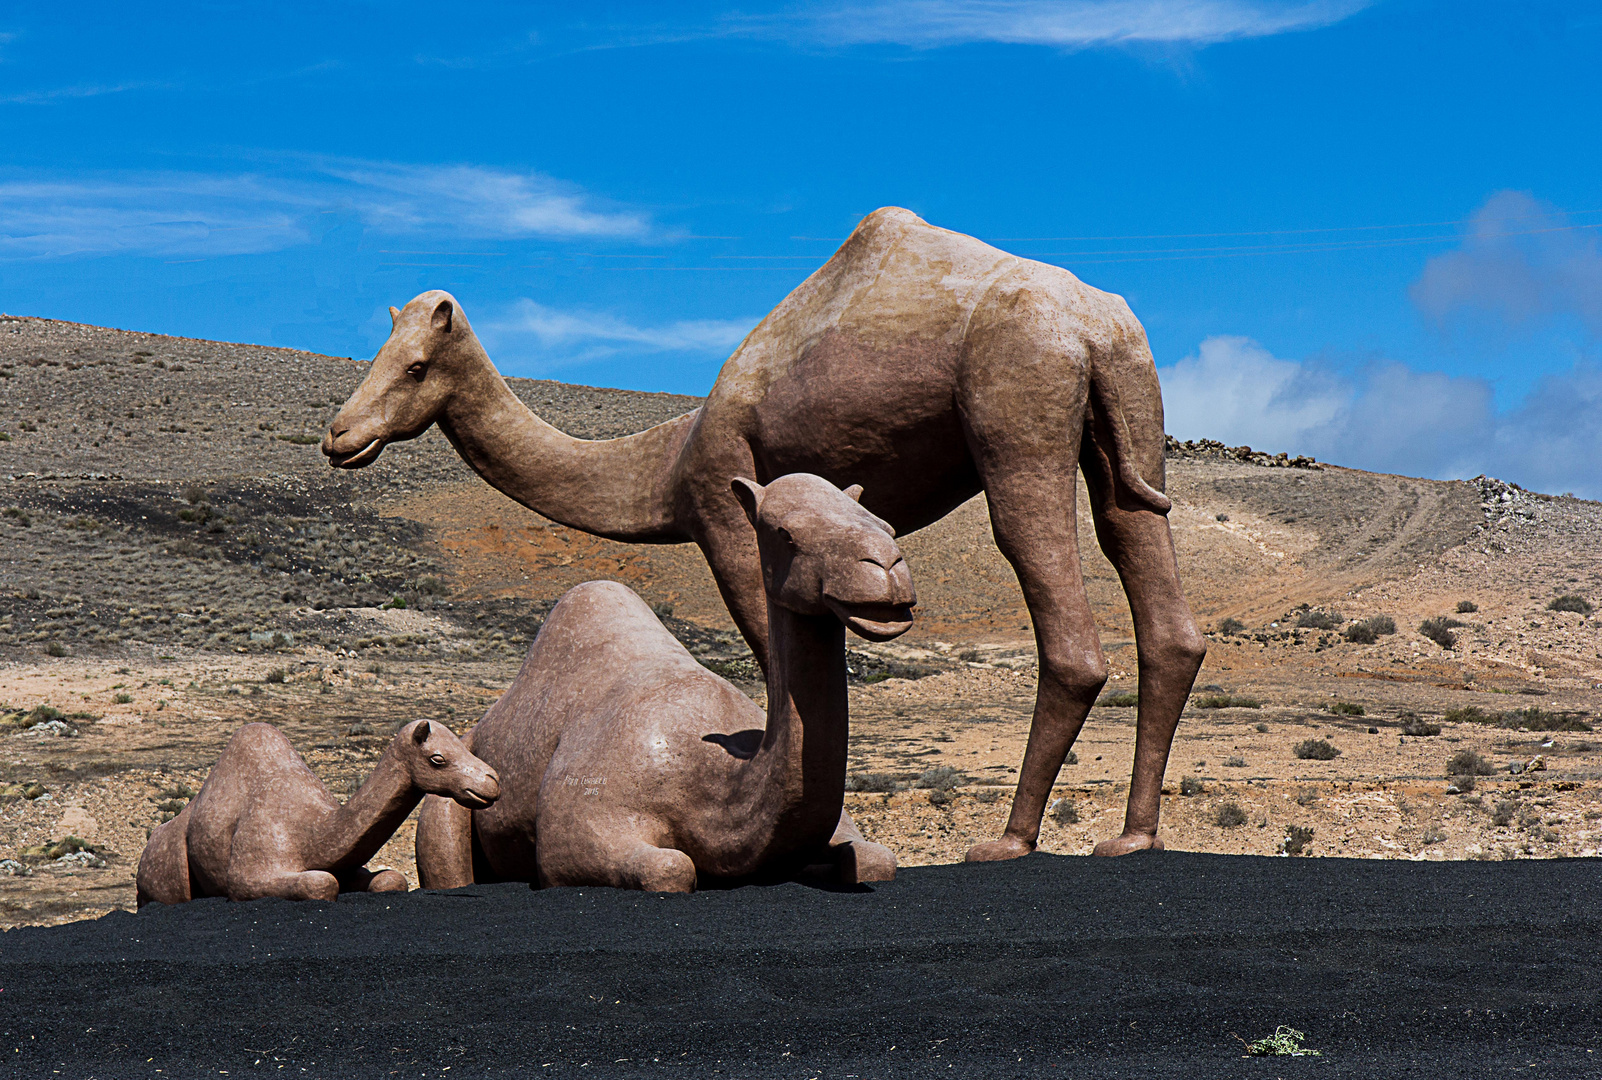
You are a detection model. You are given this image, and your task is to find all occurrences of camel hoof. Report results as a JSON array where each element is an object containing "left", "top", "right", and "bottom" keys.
[
  {"left": 837, "top": 840, "right": 896, "bottom": 884},
  {"left": 1092, "top": 833, "right": 1165, "bottom": 857},
  {"left": 368, "top": 869, "right": 409, "bottom": 893},
  {"left": 964, "top": 836, "right": 1035, "bottom": 863}
]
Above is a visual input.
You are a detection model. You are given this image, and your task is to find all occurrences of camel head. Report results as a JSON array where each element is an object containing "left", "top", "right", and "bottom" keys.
[
  {"left": 731, "top": 473, "right": 916, "bottom": 642},
  {"left": 394, "top": 719, "right": 502, "bottom": 809},
  {"left": 323, "top": 290, "right": 478, "bottom": 469}
]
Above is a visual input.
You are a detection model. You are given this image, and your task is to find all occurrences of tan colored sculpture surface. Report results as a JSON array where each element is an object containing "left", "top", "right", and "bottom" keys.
[
  {"left": 414, "top": 473, "right": 909, "bottom": 891},
  {"left": 326, "top": 207, "right": 1204, "bottom": 859},
  {"left": 136, "top": 720, "right": 499, "bottom": 906}
]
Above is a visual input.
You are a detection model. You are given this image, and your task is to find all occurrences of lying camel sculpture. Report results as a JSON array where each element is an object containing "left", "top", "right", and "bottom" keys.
[
  {"left": 136, "top": 720, "right": 499, "bottom": 906},
  {"left": 414, "top": 473, "right": 911, "bottom": 891},
  {"left": 326, "top": 206, "right": 1205, "bottom": 860}
]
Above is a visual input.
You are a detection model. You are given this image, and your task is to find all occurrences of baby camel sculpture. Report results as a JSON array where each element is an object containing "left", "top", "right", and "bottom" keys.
[
  {"left": 414, "top": 473, "right": 913, "bottom": 891},
  {"left": 137, "top": 720, "right": 499, "bottom": 907},
  {"left": 327, "top": 207, "right": 1206, "bottom": 860}
]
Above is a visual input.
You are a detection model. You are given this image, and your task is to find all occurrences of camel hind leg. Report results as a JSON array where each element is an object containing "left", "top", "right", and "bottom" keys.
[
  {"left": 136, "top": 811, "right": 193, "bottom": 908},
  {"left": 957, "top": 294, "right": 1108, "bottom": 863},
  {"left": 1080, "top": 331, "right": 1206, "bottom": 855}
]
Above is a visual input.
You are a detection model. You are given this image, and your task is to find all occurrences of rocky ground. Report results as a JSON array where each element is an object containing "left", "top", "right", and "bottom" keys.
[{"left": 3, "top": 313, "right": 1600, "bottom": 928}]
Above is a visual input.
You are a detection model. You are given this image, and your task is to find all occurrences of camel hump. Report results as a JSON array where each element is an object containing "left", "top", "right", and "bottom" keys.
[
  {"left": 541, "top": 581, "right": 682, "bottom": 657},
  {"left": 226, "top": 722, "right": 293, "bottom": 755}
]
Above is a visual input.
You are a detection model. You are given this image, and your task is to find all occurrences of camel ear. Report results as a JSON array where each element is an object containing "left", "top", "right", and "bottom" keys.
[
  {"left": 842, "top": 484, "right": 864, "bottom": 503},
  {"left": 431, "top": 299, "right": 454, "bottom": 333},
  {"left": 412, "top": 720, "right": 431, "bottom": 745},
  {"left": 730, "top": 477, "right": 764, "bottom": 527},
  {"left": 389, "top": 305, "right": 401, "bottom": 327}
]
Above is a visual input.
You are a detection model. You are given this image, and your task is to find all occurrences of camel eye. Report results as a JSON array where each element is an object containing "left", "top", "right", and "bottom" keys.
[
  {"left": 428, "top": 754, "right": 447, "bottom": 768},
  {"left": 406, "top": 362, "right": 427, "bottom": 381}
]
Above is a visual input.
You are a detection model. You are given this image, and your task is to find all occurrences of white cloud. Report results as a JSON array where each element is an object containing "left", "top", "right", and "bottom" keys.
[
  {"left": 0, "top": 160, "right": 650, "bottom": 258},
  {"left": 1412, "top": 190, "right": 1602, "bottom": 334},
  {"left": 481, "top": 299, "right": 757, "bottom": 369},
  {"left": 1160, "top": 335, "right": 1602, "bottom": 498},
  {"left": 749, "top": 0, "right": 1372, "bottom": 48}
]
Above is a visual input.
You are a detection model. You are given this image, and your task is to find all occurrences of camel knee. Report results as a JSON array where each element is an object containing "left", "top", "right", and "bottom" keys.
[
  {"left": 1143, "top": 620, "right": 1207, "bottom": 676},
  {"left": 1036, "top": 644, "right": 1108, "bottom": 709},
  {"left": 623, "top": 845, "right": 697, "bottom": 893}
]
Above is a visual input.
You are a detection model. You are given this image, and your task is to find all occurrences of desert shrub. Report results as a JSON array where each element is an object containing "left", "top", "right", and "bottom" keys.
[
  {"left": 1193, "top": 694, "right": 1262, "bottom": 709},
  {"left": 276, "top": 433, "right": 321, "bottom": 445},
  {"left": 182, "top": 486, "right": 205, "bottom": 505},
  {"left": 1400, "top": 715, "right": 1442, "bottom": 736},
  {"left": 1421, "top": 826, "right": 1446, "bottom": 845},
  {"left": 1446, "top": 749, "right": 1495, "bottom": 776},
  {"left": 1097, "top": 691, "right": 1138, "bottom": 708},
  {"left": 112, "top": 692, "right": 133, "bottom": 704},
  {"left": 844, "top": 772, "right": 899, "bottom": 793},
  {"left": 264, "top": 668, "right": 286, "bottom": 684},
  {"left": 4, "top": 506, "right": 32, "bottom": 526},
  {"left": 1294, "top": 738, "right": 1340, "bottom": 761},
  {"left": 927, "top": 788, "right": 955, "bottom": 808},
  {"left": 366, "top": 662, "right": 385, "bottom": 674},
  {"left": 1180, "top": 776, "right": 1206, "bottom": 796},
  {"left": 1282, "top": 825, "right": 1314, "bottom": 855},
  {"left": 917, "top": 766, "right": 963, "bottom": 791},
  {"left": 1049, "top": 798, "right": 1080, "bottom": 825},
  {"left": 1294, "top": 787, "right": 1319, "bottom": 807},
  {"left": 1343, "top": 615, "right": 1395, "bottom": 644},
  {"left": 1328, "top": 701, "right": 1365, "bottom": 716},
  {"left": 1296, "top": 609, "right": 1342, "bottom": 630},
  {"left": 1419, "top": 616, "right": 1464, "bottom": 649},
  {"left": 416, "top": 575, "right": 448, "bottom": 596},
  {"left": 1548, "top": 594, "right": 1594, "bottom": 615},
  {"left": 1491, "top": 800, "right": 1518, "bottom": 827},
  {"left": 1255, "top": 722, "right": 1269, "bottom": 734},
  {"left": 29, "top": 705, "right": 63, "bottom": 724},
  {"left": 1217, "top": 617, "right": 1247, "bottom": 635},
  {"left": 1443, "top": 705, "right": 1494, "bottom": 725},
  {"left": 1506, "top": 706, "right": 1592, "bottom": 732},
  {"left": 1223, "top": 755, "right": 1246, "bottom": 767},
  {"left": 44, "top": 641, "right": 67, "bottom": 657},
  {"left": 1450, "top": 774, "right": 1477, "bottom": 793},
  {"left": 1065, "top": 750, "right": 1078, "bottom": 766},
  {"left": 1456, "top": 600, "right": 1478, "bottom": 613},
  {"left": 1213, "top": 801, "right": 1248, "bottom": 828}
]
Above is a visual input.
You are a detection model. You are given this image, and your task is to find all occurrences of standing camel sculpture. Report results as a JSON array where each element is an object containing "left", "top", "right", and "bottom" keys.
[
  {"left": 137, "top": 720, "right": 499, "bottom": 906},
  {"left": 414, "top": 473, "right": 911, "bottom": 891},
  {"left": 325, "top": 207, "right": 1205, "bottom": 860}
]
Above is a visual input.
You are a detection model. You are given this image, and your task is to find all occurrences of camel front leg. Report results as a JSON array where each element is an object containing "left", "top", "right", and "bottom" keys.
[
  {"left": 829, "top": 808, "right": 896, "bottom": 884},
  {"left": 334, "top": 865, "right": 409, "bottom": 893},
  {"left": 229, "top": 867, "right": 340, "bottom": 902},
  {"left": 415, "top": 793, "right": 475, "bottom": 889}
]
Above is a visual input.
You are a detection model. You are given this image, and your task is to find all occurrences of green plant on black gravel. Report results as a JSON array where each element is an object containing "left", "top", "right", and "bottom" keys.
[
  {"left": 1241, "top": 1026, "right": 1321, "bottom": 1057},
  {"left": 1097, "top": 691, "right": 1138, "bottom": 708},
  {"left": 1548, "top": 594, "right": 1594, "bottom": 614},
  {"left": 1328, "top": 701, "right": 1365, "bottom": 716},
  {"left": 1456, "top": 600, "right": 1478, "bottom": 613},
  {"left": 1213, "top": 801, "right": 1248, "bottom": 828},
  {"left": 1282, "top": 825, "right": 1314, "bottom": 856},
  {"left": 1419, "top": 616, "right": 1465, "bottom": 648},
  {"left": 1295, "top": 609, "right": 1341, "bottom": 630},
  {"left": 1294, "top": 738, "right": 1340, "bottom": 761}
]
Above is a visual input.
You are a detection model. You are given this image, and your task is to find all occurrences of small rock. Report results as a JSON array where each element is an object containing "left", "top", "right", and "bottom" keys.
[
  {"left": 54, "top": 850, "right": 105, "bottom": 869},
  {"left": 0, "top": 858, "right": 31, "bottom": 876}
]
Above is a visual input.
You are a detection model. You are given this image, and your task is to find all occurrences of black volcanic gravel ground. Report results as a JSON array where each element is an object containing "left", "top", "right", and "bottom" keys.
[{"left": 2, "top": 852, "right": 1600, "bottom": 1078}]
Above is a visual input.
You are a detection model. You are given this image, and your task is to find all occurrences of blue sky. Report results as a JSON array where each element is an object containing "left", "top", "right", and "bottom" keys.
[{"left": 2, "top": 2, "right": 1600, "bottom": 494}]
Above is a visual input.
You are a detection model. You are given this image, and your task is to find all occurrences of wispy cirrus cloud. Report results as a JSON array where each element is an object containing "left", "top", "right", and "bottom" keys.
[
  {"left": 482, "top": 299, "right": 757, "bottom": 370},
  {"left": 0, "top": 159, "right": 651, "bottom": 258},
  {"left": 740, "top": 0, "right": 1374, "bottom": 49}
]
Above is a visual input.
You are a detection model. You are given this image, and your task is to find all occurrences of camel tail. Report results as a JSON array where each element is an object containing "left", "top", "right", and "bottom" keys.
[{"left": 1088, "top": 350, "right": 1172, "bottom": 515}]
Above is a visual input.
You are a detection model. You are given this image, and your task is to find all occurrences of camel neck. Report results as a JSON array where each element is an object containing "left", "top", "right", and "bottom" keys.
[
  {"left": 757, "top": 600, "right": 850, "bottom": 843},
  {"left": 312, "top": 747, "right": 421, "bottom": 871},
  {"left": 436, "top": 340, "right": 698, "bottom": 543}
]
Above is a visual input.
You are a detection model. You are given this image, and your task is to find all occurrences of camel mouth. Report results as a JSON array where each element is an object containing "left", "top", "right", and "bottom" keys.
[
  {"left": 325, "top": 437, "right": 385, "bottom": 470},
  {"left": 455, "top": 787, "right": 496, "bottom": 810},
  {"left": 825, "top": 598, "right": 914, "bottom": 641}
]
